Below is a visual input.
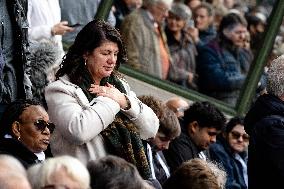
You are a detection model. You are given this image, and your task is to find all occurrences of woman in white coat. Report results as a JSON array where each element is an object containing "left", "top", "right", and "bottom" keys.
[{"left": 45, "top": 20, "right": 159, "bottom": 180}]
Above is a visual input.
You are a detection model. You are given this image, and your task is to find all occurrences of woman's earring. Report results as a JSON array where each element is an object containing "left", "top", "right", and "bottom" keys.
[
  {"left": 17, "top": 136, "right": 20, "bottom": 141},
  {"left": 84, "top": 59, "right": 87, "bottom": 66}
]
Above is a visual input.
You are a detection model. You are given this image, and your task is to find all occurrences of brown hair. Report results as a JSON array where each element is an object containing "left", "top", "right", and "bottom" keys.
[{"left": 163, "top": 158, "right": 226, "bottom": 189}]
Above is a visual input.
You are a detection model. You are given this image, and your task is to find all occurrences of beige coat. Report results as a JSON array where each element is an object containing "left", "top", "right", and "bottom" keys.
[{"left": 120, "top": 8, "right": 164, "bottom": 79}]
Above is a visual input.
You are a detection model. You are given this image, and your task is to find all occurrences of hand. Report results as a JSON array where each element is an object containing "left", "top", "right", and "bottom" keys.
[
  {"left": 188, "top": 72, "right": 194, "bottom": 83},
  {"left": 185, "top": 27, "right": 199, "bottom": 44},
  {"left": 88, "top": 83, "right": 129, "bottom": 109},
  {"left": 51, "top": 21, "right": 74, "bottom": 36}
]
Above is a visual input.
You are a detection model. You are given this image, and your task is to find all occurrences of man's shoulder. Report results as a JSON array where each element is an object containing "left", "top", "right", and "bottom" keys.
[{"left": 169, "top": 132, "right": 195, "bottom": 151}]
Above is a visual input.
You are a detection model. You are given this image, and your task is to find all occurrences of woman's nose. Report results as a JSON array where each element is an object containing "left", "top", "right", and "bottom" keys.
[{"left": 108, "top": 54, "right": 117, "bottom": 64}]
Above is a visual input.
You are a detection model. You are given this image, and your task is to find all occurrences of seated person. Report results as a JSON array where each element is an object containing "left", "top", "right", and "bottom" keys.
[
  {"left": 163, "top": 158, "right": 227, "bottom": 189},
  {"left": 165, "top": 97, "right": 189, "bottom": 119},
  {"left": 210, "top": 117, "right": 249, "bottom": 189},
  {"left": 139, "top": 95, "right": 181, "bottom": 185},
  {"left": 0, "top": 99, "right": 54, "bottom": 168},
  {"left": 27, "top": 155, "right": 90, "bottom": 189},
  {"left": 163, "top": 101, "right": 226, "bottom": 172},
  {"left": 87, "top": 155, "right": 154, "bottom": 189},
  {"left": 0, "top": 154, "right": 32, "bottom": 189}
]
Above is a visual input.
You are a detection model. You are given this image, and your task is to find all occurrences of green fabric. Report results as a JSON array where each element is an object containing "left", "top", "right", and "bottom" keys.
[{"left": 78, "top": 66, "right": 151, "bottom": 179}]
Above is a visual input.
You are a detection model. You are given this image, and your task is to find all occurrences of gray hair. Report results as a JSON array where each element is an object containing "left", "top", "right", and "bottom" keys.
[
  {"left": 27, "top": 155, "right": 90, "bottom": 189},
  {"left": 267, "top": 55, "right": 284, "bottom": 97},
  {"left": 0, "top": 154, "right": 26, "bottom": 175},
  {"left": 207, "top": 160, "right": 227, "bottom": 189},
  {"left": 170, "top": 3, "right": 192, "bottom": 21},
  {"left": 0, "top": 155, "right": 31, "bottom": 189},
  {"left": 143, "top": 0, "right": 173, "bottom": 8},
  {"left": 195, "top": 2, "right": 215, "bottom": 17}
]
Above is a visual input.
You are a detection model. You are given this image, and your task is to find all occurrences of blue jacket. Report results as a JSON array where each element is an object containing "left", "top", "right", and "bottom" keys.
[
  {"left": 210, "top": 137, "right": 247, "bottom": 189},
  {"left": 198, "top": 25, "right": 216, "bottom": 47},
  {"left": 244, "top": 94, "right": 284, "bottom": 189},
  {"left": 197, "top": 39, "right": 248, "bottom": 105}
]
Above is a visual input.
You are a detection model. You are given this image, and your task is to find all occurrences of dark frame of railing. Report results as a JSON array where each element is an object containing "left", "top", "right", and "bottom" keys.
[{"left": 95, "top": 0, "right": 284, "bottom": 116}]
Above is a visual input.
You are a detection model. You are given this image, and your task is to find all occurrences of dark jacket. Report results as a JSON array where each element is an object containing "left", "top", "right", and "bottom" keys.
[
  {"left": 197, "top": 38, "right": 248, "bottom": 105},
  {"left": 113, "top": 0, "right": 132, "bottom": 29},
  {"left": 163, "top": 121, "right": 205, "bottom": 172},
  {"left": 210, "top": 137, "right": 247, "bottom": 189},
  {"left": 197, "top": 25, "right": 216, "bottom": 47},
  {"left": 0, "top": 0, "right": 31, "bottom": 104},
  {"left": 244, "top": 94, "right": 284, "bottom": 189},
  {"left": 0, "top": 138, "right": 40, "bottom": 168}
]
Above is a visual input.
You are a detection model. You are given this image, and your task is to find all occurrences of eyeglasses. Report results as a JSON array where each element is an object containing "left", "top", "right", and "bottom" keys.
[
  {"left": 155, "top": 4, "right": 169, "bottom": 14},
  {"left": 230, "top": 131, "right": 249, "bottom": 142},
  {"left": 18, "top": 119, "right": 55, "bottom": 133},
  {"left": 34, "top": 120, "right": 55, "bottom": 134}
]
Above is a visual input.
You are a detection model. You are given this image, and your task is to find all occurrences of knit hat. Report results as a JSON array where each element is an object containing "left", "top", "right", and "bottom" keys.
[{"left": 170, "top": 3, "right": 192, "bottom": 20}]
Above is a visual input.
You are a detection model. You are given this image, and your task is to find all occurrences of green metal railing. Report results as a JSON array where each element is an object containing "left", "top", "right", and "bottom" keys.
[
  {"left": 119, "top": 65, "right": 237, "bottom": 116},
  {"left": 237, "top": 0, "right": 284, "bottom": 115},
  {"left": 95, "top": 0, "right": 114, "bottom": 20},
  {"left": 95, "top": 0, "right": 283, "bottom": 116}
]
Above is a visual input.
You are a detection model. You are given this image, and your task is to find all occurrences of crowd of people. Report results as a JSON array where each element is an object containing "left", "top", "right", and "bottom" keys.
[{"left": 0, "top": 0, "right": 283, "bottom": 189}]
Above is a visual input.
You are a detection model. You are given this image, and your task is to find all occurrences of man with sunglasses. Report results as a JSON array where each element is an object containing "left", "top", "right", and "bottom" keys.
[
  {"left": 163, "top": 101, "right": 226, "bottom": 173},
  {"left": 209, "top": 116, "right": 249, "bottom": 189},
  {"left": 0, "top": 99, "right": 54, "bottom": 168}
]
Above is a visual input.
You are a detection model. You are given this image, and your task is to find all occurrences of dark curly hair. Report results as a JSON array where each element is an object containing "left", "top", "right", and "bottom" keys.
[
  {"left": 183, "top": 101, "right": 226, "bottom": 131},
  {"left": 225, "top": 116, "right": 244, "bottom": 133},
  {"left": 56, "top": 19, "right": 128, "bottom": 86}
]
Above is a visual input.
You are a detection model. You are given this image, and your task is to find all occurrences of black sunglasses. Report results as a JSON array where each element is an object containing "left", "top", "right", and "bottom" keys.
[
  {"left": 230, "top": 131, "right": 249, "bottom": 141},
  {"left": 34, "top": 120, "right": 55, "bottom": 134}
]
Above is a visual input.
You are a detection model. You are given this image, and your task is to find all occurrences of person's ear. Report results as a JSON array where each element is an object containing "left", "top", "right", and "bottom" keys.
[
  {"left": 187, "top": 121, "right": 199, "bottom": 134},
  {"left": 249, "top": 25, "right": 256, "bottom": 34},
  {"left": 83, "top": 52, "right": 90, "bottom": 60},
  {"left": 222, "top": 132, "right": 227, "bottom": 139},
  {"left": 223, "top": 28, "right": 231, "bottom": 38},
  {"left": 11, "top": 121, "right": 21, "bottom": 139},
  {"left": 209, "top": 15, "right": 214, "bottom": 24}
]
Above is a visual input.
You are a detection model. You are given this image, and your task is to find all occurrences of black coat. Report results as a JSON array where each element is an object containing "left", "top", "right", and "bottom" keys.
[
  {"left": 244, "top": 94, "right": 284, "bottom": 189},
  {"left": 0, "top": 138, "right": 40, "bottom": 168},
  {"left": 163, "top": 121, "right": 207, "bottom": 173}
]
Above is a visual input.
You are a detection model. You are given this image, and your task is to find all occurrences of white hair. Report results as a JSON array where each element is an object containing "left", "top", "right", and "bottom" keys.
[
  {"left": 267, "top": 54, "right": 284, "bottom": 97},
  {"left": 0, "top": 155, "right": 31, "bottom": 189},
  {"left": 207, "top": 160, "right": 227, "bottom": 189},
  {"left": 27, "top": 155, "right": 90, "bottom": 189},
  {"left": 0, "top": 155, "right": 26, "bottom": 175}
]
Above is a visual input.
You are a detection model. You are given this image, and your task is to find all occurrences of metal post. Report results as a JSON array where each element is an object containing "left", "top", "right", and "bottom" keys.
[
  {"left": 236, "top": 0, "right": 284, "bottom": 115},
  {"left": 94, "top": 0, "right": 114, "bottom": 20}
]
